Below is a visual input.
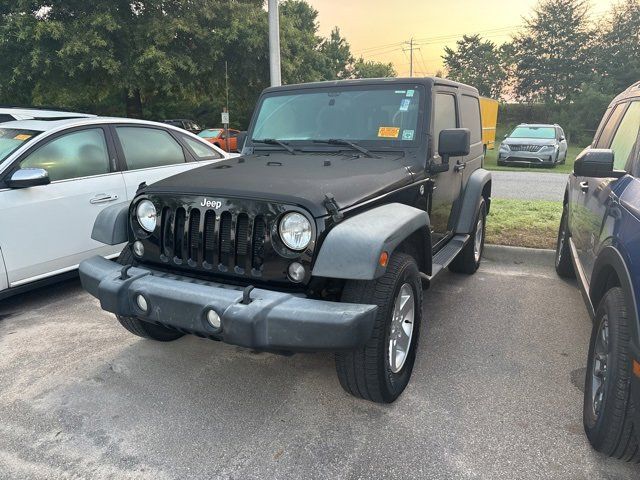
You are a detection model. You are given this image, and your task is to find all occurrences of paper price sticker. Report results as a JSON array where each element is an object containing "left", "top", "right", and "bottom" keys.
[{"left": 377, "top": 127, "right": 400, "bottom": 138}]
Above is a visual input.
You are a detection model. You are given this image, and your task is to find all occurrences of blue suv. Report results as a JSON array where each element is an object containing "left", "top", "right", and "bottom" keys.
[{"left": 555, "top": 81, "right": 640, "bottom": 461}]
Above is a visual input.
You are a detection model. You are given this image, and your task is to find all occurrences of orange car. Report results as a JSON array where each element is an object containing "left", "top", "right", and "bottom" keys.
[{"left": 197, "top": 128, "right": 241, "bottom": 152}]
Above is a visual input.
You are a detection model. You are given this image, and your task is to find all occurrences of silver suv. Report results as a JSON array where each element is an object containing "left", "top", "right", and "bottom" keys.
[{"left": 498, "top": 123, "right": 568, "bottom": 167}]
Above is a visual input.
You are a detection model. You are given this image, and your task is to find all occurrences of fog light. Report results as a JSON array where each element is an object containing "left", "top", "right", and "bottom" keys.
[
  {"left": 136, "top": 294, "right": 148, "bottom": 312},
  {"left": 133, "top": 241, "right": 144, "bottom": 257},
  {"left": 206, "top": 309, "right": 221, "bottom": 329},
  {"left": 288, "top": 262, "right": 305, "bottom": 282}
]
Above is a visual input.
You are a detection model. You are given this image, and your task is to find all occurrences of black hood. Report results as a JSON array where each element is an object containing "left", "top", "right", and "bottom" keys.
[{"left": 143, "top": 152, "right": 414, "bottom": 217}]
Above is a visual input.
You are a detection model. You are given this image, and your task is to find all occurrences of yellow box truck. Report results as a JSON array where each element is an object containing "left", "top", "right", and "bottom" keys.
[{"left": 480, "top": 97, "right": 499, "bottom": 151}]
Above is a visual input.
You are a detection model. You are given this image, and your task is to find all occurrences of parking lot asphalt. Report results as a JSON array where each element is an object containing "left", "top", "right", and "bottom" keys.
[
  {"left": 1, "top": 247, "right": 638, "bottom": 479},
  {"left": 490, "top": 171, "right": 568, "bottom": 201}
]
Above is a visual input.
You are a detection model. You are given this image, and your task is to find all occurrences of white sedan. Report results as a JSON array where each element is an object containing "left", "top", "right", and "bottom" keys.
[{"left": 0, "top": 117, "right": 232, "bottom": 299}]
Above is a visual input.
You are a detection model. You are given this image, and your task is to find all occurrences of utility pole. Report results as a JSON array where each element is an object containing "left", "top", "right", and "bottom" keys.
[
  {"left": 403, "top": 37, "right": 418, "bottom": 77},
  {"left": 268, "top": 0, "right": 282, "bottom": 87},
  {"left": 224, "top": 61, "right": 230, "bottom": 151}
]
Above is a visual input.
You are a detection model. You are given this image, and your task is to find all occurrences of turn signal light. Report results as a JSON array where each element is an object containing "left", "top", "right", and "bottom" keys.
[
  {"left": 379, "top": 251, "right": 389, "bottom": 267},
  {"left": 633, "top": 359, "right": 640, "bottom": 378}
]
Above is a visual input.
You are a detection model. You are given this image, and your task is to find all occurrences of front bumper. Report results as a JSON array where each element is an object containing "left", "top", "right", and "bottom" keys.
[
  {"left": 79, "top": 256, "right": 378, "bottom": 352},
  {"left": 498, "top": 150, "right": 556, "bottom": 166}
]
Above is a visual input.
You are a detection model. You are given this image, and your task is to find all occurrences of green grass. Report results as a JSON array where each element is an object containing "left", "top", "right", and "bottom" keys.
[
  {"left": 486, "top": 199, "right": 563, "bottom": 249},
  {"left": 484, "top": 142, "right": 585, "bottom": 174}
]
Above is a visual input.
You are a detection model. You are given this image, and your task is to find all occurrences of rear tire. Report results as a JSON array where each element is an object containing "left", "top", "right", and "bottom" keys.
[
  {"left": 114, "top": 247, "right": 184, "bottom": 342},
  {"left": 335, "top": 253, "right": 423, "bottom": 403},
  {"left": 449, "top": 198, "right": 486, "bottom": 274},
  {"left": 555, "top": 205, "right": 575, "bottom": 278},
  {"left": 583, "top": 287, "right": 640, "bottom": 462}
]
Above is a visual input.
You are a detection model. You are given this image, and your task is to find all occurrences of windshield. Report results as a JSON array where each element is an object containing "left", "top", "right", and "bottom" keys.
[
  {"left": 0, "top": 128, "right": 40, "bottom": 163},
  {"left": 509, "top": 126, "right": 556, "bottom": 139},
  {"left": 251, "top": 86, "right": 422, "bottom": 145},
  {"left": 198, "top": 129, "right": 223, "bottom": 138}
]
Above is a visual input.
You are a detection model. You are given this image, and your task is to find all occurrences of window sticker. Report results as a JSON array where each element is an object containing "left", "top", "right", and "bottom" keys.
[
  {"left": 378, "top": 127, "right": 400, "bottom": 138},
  {"left": 14, "top": 134, "right": 32, "bottom": 141},
  {"left": 406, "top": 89, "right": 415, "bottom": 98},
  {"left": 402, "top": 130, "right": 415, "bottom": 141},
  {"left": 395, "top": 90, "right": 406, "bottom": 94},
  {"left": 399, "top": 98, "right": 411, "bottom": 112}
]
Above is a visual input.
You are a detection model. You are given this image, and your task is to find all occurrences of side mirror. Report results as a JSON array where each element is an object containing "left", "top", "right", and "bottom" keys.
[
  {"left": 438, "top": 128, "right": 471, "bottom": 162},
  {"left": 236, "top": 131, "right": 248, "bottom": 153},
  {"left": 560, "top": 135, "right": 566, "bottom": 142},
  {"left": 574, "top": 149, "right": 622, "bottom": 178},
  {"left": 7, "top": 168, "right": 50, "bottom": 188},
  {"left": 504, "top": 133, "right": 508, "bottom": 139}
]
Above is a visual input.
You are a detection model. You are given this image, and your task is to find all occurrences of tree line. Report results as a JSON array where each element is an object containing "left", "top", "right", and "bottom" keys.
[
  {"left": 442, "top": 0, "right": 640, "bottom": 144},
  {"left": 0, "top": 0, "right": 395, "bottom": 128}
]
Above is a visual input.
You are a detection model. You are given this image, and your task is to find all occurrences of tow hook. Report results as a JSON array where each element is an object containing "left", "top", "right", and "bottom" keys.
[{"left": 241, "top": 285, "right": 255, "bottom": 305}]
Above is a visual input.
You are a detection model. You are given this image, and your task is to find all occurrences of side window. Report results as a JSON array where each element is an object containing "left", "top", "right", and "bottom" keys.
[
  {"left": 0, "top": 114, "right": 15, "bottom": 123},
  {"left": 460, "top": 95, "right": 482, "bottom": 144},
  {"left": 180, "top": 135, "right": 223, "bottom": 160},
  {"left": 610, "top": 101, "right": 640, "bottom": 171},
  {"left": 595, "top": 103, "right": 626, "bottom": 149},
  {"left": 433, "top": 93, "right": 457, "bottom": 153},
  {"left": 20, "top": 128, "right": 110, "bottom": 182},
  {"left": 116, "top": 127, "right": 186, "bottom": 170}
]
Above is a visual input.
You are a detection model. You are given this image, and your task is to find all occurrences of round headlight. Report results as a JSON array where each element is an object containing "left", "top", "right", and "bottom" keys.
[
  {"left": 136, "top": 200, "right": 157, "bottom": 233},
  {"left": 279, "top": 212, "right": 312, "bottom": 251}
]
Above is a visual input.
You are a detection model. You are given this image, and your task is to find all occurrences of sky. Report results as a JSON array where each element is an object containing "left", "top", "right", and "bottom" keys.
[{"left": 305, "top": 0, "right": 616, "bottom": 77}]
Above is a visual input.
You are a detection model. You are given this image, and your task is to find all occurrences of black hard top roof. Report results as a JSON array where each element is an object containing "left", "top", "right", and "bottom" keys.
[
  {"left": 263, "top": 76, "right": 479, "bottom": 96},
  {"left": 612, "top": 80, "right": 640, "bottom": 103}
]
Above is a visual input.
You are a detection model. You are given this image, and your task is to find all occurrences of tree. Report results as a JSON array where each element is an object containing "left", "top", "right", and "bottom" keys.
[
  {"left": 319, "top": 27, "right": 353, "bottom": 79},
  {"left": 351, "top": 58, "right": 396, "bottom": 78},
  {"left": 594, "top": 0, "right": 640, "bottom": 93},
  {"left": 442, "top": 34, "right": 507, "bottom": 98},
  {"left": 509, "top": 0, "right": 593, "bottom": 103}
]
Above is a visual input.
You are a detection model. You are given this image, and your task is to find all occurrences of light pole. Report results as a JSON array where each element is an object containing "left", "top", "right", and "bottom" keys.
[{"left": 268, "top": 0, "right": 282, "bottom": 87}]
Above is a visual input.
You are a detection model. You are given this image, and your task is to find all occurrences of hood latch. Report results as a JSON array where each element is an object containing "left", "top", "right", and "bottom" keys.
[{"left": 323, "top": 193, "right": 344, "bottom": 223}]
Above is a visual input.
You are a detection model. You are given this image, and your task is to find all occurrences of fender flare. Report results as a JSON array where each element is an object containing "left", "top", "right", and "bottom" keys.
[
  {"left": 91, "top": 202, "right": 131, "bottom": 245},
  {"left": 312, "top": 203, "right": 430, "bottom": 280},
  {"left": 590, "top": 245, "right": 639, "bottom": 338},
  {"left": 455, "top": 168, "right": 492, "bottom": 234}
]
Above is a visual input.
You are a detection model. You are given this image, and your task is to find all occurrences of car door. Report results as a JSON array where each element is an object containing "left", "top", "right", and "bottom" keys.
[
  {"left": 557, "top": 127, "right": 568, "bottom": 160},
  {"left": 0, "top": 126, "right": 127, "bottom": 286},
  {"left": 112, "top": 125, "right": 222, "bottom": 200},
  {"left": 429, "top": 90, "right": 463, "bottom": 247},
  {"left": 569, "top": 103, "right": 626, "bottom": 257},
  {"left": 578, "top": 101, "right": 640, "bottom": 280}
]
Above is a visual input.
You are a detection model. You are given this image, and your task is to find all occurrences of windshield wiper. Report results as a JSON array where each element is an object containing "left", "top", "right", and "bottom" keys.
[
  {"left": 312, "top": 139, "right": 377, "bottom": 158},
  {"left": 253, "top": 138, "right": 296, "bottom": 155}
]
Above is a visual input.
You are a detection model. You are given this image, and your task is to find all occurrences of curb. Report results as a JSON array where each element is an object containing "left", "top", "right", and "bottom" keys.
[{"left": 483, "top": 244, "right": 555, "bottom": 267}]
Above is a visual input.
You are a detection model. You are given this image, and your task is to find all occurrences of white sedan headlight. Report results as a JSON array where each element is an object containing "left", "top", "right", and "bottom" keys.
[
  {"left": 279, "top": 212, "right": 312, "bottom": 251},
  {"left": 136, "top": 200, "right": 157, "bottom": 232},
  {"left": 499, "top": 143, "right": 510, "bottom": 151}
]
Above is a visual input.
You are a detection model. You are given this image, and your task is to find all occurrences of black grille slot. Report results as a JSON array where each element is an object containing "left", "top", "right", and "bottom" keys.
[
  {"left": 219, "top": 211, "right": 232, "bottom": 265},
  {"left": 188, "top": 209, "right": 201, "bottom": 262},
  {"left": 203, "top": 210, "right": 216, "bottom": 265},
  {"left": 236, "top": 214, "right": 249, "bottom": 257},
  {"left": 161, "top": 207, "right": 173, "bottom": 257},
  {"left": 252, "top": 216, "right": 267, "bottom": 269},
  {"left": 174, "top": 208, "right": 186, "bottom": 260}
]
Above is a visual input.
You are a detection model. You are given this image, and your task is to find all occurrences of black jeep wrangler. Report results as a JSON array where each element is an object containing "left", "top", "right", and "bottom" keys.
[{"left": 80, "top": 77, "right": 491, "bottom": 403}]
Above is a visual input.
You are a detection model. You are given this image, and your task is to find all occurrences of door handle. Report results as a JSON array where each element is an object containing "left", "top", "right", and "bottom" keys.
[
  {"left": 90, "top": 194, "right": 119, "bottom": 204},
  {"left": 454, "top": 162, "right": 466, "bottom": 173},
  {"left": 579, "top": 181, "right": 589, "bottom": 193}
]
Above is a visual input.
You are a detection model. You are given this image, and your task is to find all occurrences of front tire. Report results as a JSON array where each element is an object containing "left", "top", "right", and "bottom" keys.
[
  {"left": 555, "top": 205, "right": 575, "bottom": 278},
  {"left": 449, "top": 197, "right": 486, "bottom": 274},
  {"left": 583, "top": 287, "right": 640, "bottom": 461},
  {"left": 114, "top": 247, "right": 184, "bottom": 342},
  {"left": 335, "top": 253, "right": 423, "bottom": 403}
]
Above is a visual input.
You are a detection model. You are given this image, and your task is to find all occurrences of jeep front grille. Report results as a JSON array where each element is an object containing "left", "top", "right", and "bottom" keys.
[
  {"left": 159, "top": 206, "right": 268, "bottom": 276},
  {"left": 509, "top": 144, "right": 542, "bottom": 152}
]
